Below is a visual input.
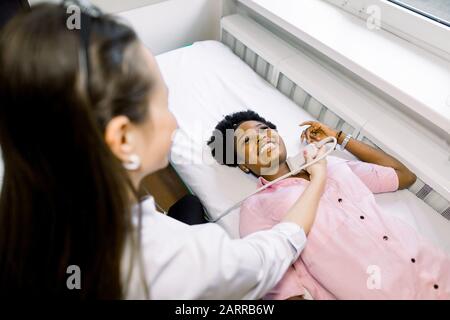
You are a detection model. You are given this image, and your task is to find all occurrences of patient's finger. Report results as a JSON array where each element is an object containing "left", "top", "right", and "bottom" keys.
[
  {"left": 310, "top": 130, "right": 319, "bottom": 141},
  {"left": 302, "top": 131, "right": 311, "bottom": 143},
  {"left": 299, "top": 121, "right": 314, "bottom": 127},
  {"left": 305, "top": 127, "right": 312, "bottom": 143},
  {"left": 313, "top": 132, "right": 322, "bottom": 142}
]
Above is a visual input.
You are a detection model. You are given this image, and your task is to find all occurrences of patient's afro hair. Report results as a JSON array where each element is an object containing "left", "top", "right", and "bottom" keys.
[{"left": 207, "top": 110, "right": 277, "bottom": 167}]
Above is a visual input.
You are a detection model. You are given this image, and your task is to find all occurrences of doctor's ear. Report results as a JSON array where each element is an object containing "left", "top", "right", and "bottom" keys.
[
  {"left": 238, "top": 164, "right": 251, "bottom": 174},
  {"left": 104, "top": 115, "right": 139, "bottom": 168}
]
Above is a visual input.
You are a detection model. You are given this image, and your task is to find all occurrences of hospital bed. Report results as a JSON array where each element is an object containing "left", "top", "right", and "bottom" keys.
[
  {"left": 0, "top": 0, "right": 448, "bottom": 254},
  {"left": 152, "top": 15, "right": 450, "bottom": 255}
]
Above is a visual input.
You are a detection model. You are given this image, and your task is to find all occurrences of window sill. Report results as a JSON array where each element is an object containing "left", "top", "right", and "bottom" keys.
[{"left": 238, "top": 0, "right": 450, "bottom": 135}]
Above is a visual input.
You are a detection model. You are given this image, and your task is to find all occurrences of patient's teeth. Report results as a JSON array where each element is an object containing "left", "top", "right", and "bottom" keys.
[{"left": 260, "top": 142, "right": 275, "bottom": 153}]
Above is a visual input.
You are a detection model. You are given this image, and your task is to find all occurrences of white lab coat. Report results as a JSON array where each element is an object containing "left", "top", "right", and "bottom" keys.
[{"left": 122, "top": 196, "right": 306, "bottom": 299}]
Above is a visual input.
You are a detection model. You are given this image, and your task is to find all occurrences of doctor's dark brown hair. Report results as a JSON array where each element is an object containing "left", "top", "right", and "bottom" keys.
[{"left": 0, "top": 4, "right": 152, "bottom": 299}]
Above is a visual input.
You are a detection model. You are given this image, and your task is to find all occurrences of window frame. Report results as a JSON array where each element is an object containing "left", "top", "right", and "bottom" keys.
[{"left": 324, "top": 0, "right": 450, "bottom": 61}]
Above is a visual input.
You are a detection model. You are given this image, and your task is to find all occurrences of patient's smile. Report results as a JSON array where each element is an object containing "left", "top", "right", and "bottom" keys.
[{"left": 259, "top": 138, "right": 277, "bottom": 155}]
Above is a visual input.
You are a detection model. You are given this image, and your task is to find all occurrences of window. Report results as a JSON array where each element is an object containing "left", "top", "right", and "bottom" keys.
[
  {"left": 325, "top": 0, "right": 450, "bottom": 61},
  {"left": 388, "top": 0, "right": 450, "bottom": 27}
]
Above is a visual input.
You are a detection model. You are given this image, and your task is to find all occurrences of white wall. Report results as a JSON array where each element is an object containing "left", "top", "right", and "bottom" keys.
[
  {"left": 29, "top": 0, "right": 169, "bottom": 13},
  {"left": 118, "top": 0, "right": 222, "bottom": 54},
  {"left": 29, "top": 0, "right": 223, "bottom": 55},
  {"left": 88, "top": 0, "right": 168, "bottom": 13}
]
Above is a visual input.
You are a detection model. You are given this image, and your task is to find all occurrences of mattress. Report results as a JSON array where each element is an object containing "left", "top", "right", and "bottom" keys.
[{"left": 155, "top": 41, "right": 450, "bottom": 253}]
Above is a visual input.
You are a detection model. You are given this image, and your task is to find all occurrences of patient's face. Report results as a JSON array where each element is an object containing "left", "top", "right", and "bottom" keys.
[{"left": 235, "top": 121, "right": 287, "bottom": 176}]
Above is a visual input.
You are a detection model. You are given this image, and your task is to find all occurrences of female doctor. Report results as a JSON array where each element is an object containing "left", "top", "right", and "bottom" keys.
[{"left": 0, "top": 3, "right": 327, "bottom": 299}]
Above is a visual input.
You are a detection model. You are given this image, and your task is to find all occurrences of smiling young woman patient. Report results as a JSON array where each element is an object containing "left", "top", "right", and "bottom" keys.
[{"left": 208, "top": 110, "right": 450, "bottom": 300}]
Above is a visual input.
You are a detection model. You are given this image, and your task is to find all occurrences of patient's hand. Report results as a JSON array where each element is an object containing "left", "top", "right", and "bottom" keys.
[{"left": 300, "top": 121, "right": 338, "bottom": 144}]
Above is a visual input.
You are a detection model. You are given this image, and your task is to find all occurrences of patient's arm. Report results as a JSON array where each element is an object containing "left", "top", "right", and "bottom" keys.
[
  {"left": 300, "top": 121, "right": 416, "bottom": 190},
  {"left": 336, "top": 135, "right": 416, "bottom": 189}
]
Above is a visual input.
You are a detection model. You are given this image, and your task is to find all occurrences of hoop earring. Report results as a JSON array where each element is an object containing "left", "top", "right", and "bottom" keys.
[{"left": 123, "top": 154, "right": 141, "bottom": 171}]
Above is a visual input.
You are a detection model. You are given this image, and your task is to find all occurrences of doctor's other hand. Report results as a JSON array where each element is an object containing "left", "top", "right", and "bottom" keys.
[
  {"left": 300, "top": 121, "right": 337, "bottom": 144},
  {"left": 304, "top": 145, "right": 327, "bottom": 179}
]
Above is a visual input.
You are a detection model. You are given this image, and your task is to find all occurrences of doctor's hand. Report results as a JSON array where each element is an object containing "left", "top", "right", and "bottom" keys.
[
  {"left": 304, "top": 145, "right": 327, "bottom": 179},
  {"left": 283, "top": 146, "right": 327, "bottom": 234},
  {"left": 300, "top": 121, "right": 338, "bottom": 144}
]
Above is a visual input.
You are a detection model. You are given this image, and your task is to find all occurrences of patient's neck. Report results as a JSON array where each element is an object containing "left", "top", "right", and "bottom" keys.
[{"left": 260, "top": 162, "right": 310, "bottom": 182}]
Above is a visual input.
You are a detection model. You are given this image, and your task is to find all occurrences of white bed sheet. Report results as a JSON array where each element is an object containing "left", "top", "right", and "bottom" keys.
[{"left": 156, "top": 41, "right": 450, "bottom": 254}]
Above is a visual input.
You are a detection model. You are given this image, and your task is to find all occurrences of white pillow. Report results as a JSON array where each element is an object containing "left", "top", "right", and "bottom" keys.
[{"left": 157, "top": 41, "right": 331, "bottom": 237}]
